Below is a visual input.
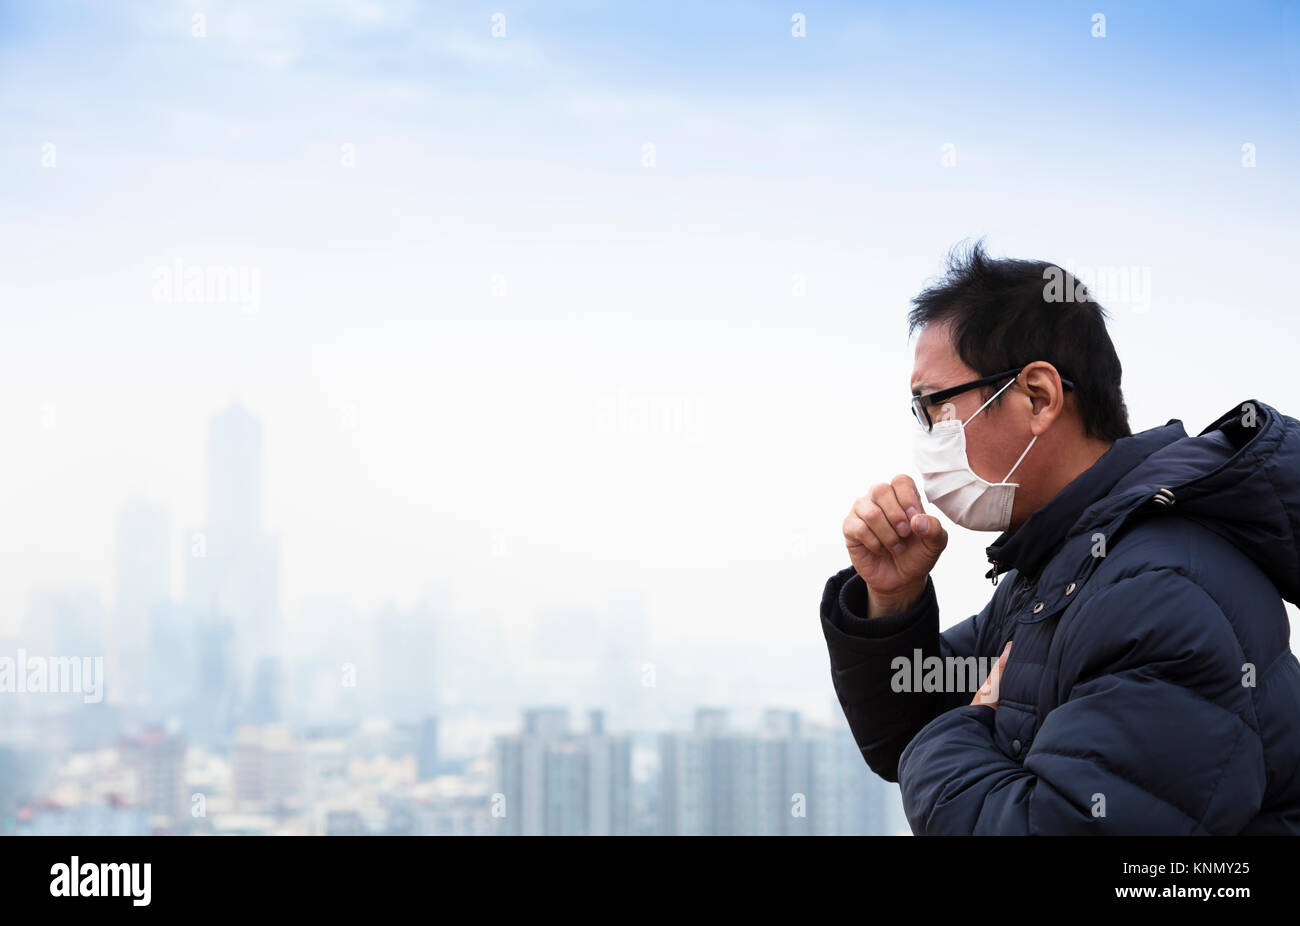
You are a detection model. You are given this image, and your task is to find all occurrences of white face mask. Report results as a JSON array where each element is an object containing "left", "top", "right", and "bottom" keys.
[{"left": 912, "top": 375, "right": 1038, "bottom": 532}]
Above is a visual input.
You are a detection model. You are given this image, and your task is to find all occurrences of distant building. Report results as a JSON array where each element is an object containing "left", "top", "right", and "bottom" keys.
[
  {"left": 184, "top": 403, "right": 281, "bottom": 704},
  {"left": 494, "top": 708, "right": 631, "bottom": 835},
  {"left": 146, "top": 602, "right": 198, "bottom": 710},
  {"left": 658, "top": 708, "right": 896, "bottom": 835},
  {"left": 324, "top": 809, "right": 368, "bottom": 836},
  {"left": 233, "top": 724, "right": 302, "bottom": 811},
  {"left": 384, "top": 792, "right": 493, "bottom": 836},
  {"left": 248, "top": 656, "right": 283, "bottom": 725},
  {"left": 808, "top": 725, "right": 898, "bottom": 836},
  {"left": 374, "top": 603, "right": 439, "bottom": 723},
  {"left": 16, "top": 798, "right": 150, "bottom": 836},
  {"left": 416, "top": 716, "right": 439, "bottom": 781},
  {"left": 118, "top": 726, "right": 187, "bottom": 832},
  {"left": 189, "top": 616, "right": 240, "bottom": 743}
]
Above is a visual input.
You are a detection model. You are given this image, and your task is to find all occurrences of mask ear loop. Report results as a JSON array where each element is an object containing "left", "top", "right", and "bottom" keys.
[
  {"left": 961, "top": 373, "right": 1037, "bottom": 484},
  {"left": 960, "top": 374, "right": 1020, "bottom": 427},
  {"left": 1001, "top": 434, "right": 1038, "bottom": 483}
]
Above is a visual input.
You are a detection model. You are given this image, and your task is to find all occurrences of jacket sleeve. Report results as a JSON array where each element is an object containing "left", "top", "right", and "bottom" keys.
[
  {"left": 820, "top": 565, "right": 993, "bottom": 782},
  {"left": 896, "top": 568, "right": 1267, "bottom": 834}
]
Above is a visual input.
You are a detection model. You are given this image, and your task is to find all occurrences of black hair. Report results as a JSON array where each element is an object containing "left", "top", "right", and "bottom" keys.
[{"left": 907, "top": 239, "right": 1131, "bottom": 441}]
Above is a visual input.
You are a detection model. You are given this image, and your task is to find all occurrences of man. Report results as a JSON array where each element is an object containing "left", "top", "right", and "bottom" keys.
[{"left": 820, "top": 242, "right": 1300, "bottom": 835}]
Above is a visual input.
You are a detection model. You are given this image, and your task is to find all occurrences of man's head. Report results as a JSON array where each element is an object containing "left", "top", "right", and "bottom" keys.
[{"left": 908, "top": 241, "right": 1131, "bottom": 531}]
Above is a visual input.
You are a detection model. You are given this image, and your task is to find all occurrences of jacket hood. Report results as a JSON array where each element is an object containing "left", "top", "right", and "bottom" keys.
[
  {"left": 984, "top": 399, "right": 1300, "bottom": 607},
  {"left": 1101, "top": 399, "right": 1300, "bottom": 605},
  {"left": 1102, "top": 400, "right": 1300, "bottom": 608}
]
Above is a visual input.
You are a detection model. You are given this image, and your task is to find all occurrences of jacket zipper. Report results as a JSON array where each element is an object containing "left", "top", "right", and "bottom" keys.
[
  {"left": 1012, "top": 573, "right": 1032, "bottom": 608},
  {"left": 996, "top": 574, "right": 1031, "bottom": 652}
]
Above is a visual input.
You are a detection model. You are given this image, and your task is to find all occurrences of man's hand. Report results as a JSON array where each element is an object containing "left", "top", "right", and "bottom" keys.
[
  {"left": 842, "top": 475, "right": 949, "bottom": 615},
  {"left": 971, "top": 641, "right": 1013, "bottom": 708}
]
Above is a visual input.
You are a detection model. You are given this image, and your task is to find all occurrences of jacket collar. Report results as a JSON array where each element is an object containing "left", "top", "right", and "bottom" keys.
[{"left": 983, "top": 420, "right": 1188, "bottom": 582}]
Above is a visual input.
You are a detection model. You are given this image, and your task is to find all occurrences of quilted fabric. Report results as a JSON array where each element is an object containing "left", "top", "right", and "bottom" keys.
[{"left": 820, "top": 399, "right": 1300, "bottom": 834}]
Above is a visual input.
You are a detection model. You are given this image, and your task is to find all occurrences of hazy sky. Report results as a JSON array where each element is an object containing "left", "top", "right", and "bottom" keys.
[{"left": 2, "top": 1, "right": 1298, "bottom": 707}]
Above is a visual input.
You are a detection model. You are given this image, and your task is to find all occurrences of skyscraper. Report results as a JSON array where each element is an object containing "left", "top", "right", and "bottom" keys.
[{"left": 185, "top": 402, "right": 281, "bottom": 705}]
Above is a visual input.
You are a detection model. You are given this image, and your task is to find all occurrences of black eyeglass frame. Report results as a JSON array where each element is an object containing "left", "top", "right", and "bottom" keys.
[{"left": 911, "top": 364, "right": 1076, "bottom": 432}]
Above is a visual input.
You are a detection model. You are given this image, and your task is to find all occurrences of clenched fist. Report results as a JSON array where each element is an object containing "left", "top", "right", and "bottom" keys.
[{"left": 842, "top": 475, "right": 949, "bottom": 616}]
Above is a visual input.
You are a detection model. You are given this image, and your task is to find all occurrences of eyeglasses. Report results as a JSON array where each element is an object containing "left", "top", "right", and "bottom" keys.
[{"left": 911, "top": 364, "right": 1076, "bottom": 432}]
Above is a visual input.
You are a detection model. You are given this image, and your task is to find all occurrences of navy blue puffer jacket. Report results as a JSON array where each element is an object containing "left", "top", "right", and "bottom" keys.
[{"left": 820, "top": 399, "right": 1300, "bottom": 834}]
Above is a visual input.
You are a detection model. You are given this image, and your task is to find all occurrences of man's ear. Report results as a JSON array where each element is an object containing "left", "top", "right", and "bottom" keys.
[{"left": 1023, "top": 363, "right": 1066, "bottom": 422}]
